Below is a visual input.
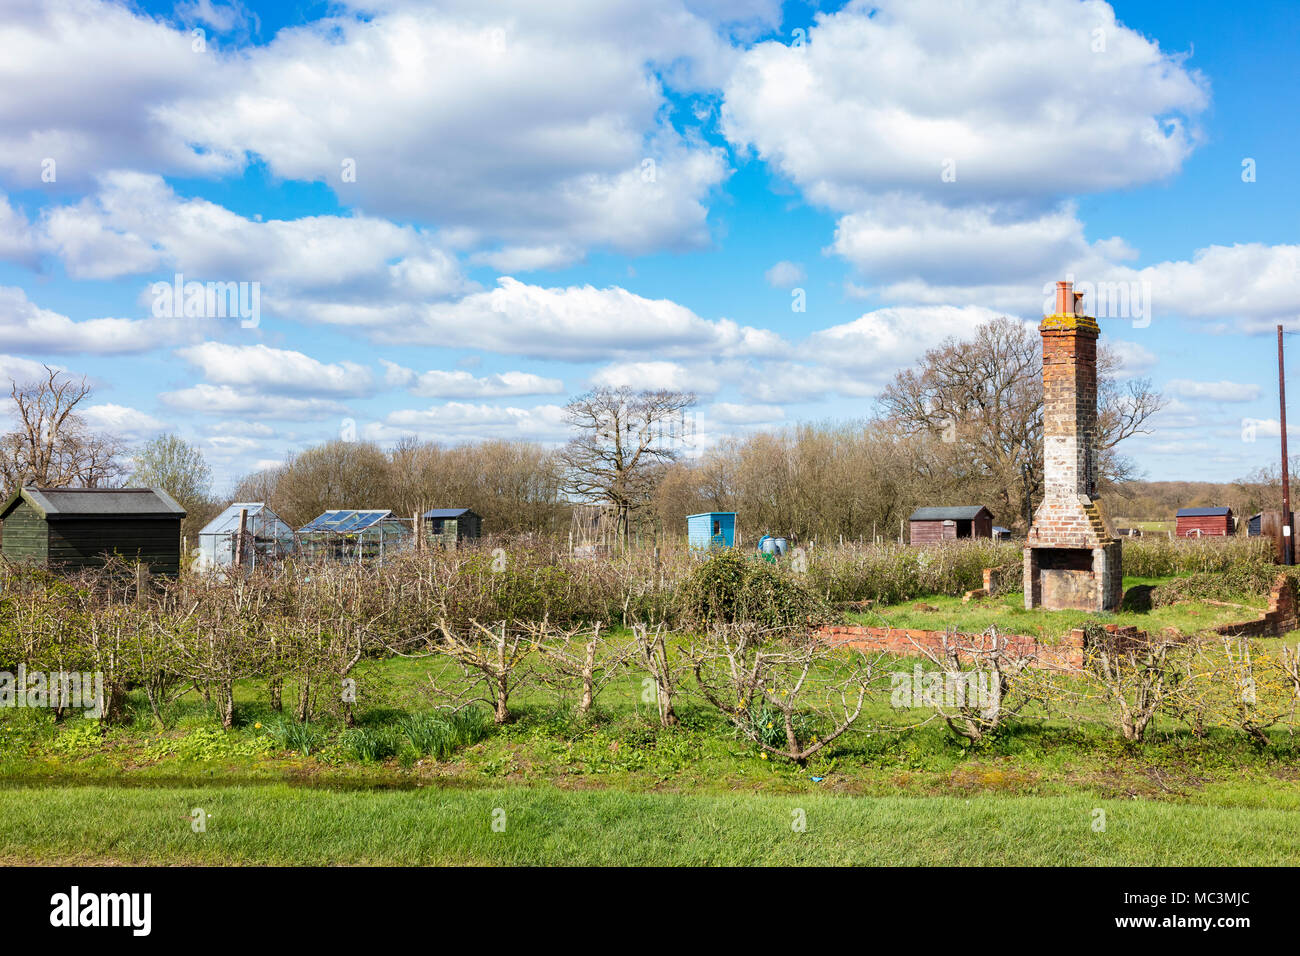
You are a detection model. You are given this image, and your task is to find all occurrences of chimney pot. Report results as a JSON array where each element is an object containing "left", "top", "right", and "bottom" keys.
[{"left": 1054, "top": 280, "right": 1073, "bottom": 316}]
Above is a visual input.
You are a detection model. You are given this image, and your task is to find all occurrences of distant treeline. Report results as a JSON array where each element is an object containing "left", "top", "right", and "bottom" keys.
[{"left": 216, "top": 426, "right": 1281, "bottom": 544}]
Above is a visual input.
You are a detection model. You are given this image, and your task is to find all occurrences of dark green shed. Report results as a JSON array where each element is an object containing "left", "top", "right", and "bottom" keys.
[
  {"left": 0, "top": 486, "right": 186, "bottom": 574},
  {"left": 422, "top": 508, "right": 482, "bottom": 550}
]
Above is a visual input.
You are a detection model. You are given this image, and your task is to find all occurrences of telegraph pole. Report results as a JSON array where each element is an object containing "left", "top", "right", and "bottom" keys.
[{"left": 1280, "top": 325, "right": 1292, "bottom": 565}]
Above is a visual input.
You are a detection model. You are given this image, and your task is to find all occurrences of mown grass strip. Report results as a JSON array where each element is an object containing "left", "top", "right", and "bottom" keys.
[{"left": 1, "top": 785, "right": 1297, "bottom": 866}]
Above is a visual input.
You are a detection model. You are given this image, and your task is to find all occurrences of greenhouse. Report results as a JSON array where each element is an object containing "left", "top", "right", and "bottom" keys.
[
  {"left": 296, "top": 509, "right": 413, "bottom": 564},
  {"left": 196, "top": 502, "right": 294, "bottom": 571}
]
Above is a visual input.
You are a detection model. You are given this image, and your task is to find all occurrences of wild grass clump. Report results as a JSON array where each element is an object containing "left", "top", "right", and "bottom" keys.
[
  {"left": 339, "top": 726, "right": 403, "bottom": 763},
  {"left": 263, "top": 717, "right": 326, "bottom": 756},
  {"left": 805, "top": 540, "right": 1021, "bottom": 605},
  {"left": 397, "top": 709, "right": 491, "bottom": 760}
]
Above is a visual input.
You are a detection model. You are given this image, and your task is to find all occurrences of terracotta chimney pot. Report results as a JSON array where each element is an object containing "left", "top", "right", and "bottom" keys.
[{"left": 1055, "top": 280, "right": 1073, "bottom": 315}]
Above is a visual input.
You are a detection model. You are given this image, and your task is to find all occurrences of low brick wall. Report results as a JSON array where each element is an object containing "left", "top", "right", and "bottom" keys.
[
  {"left": 818, "top": 576, "right": 1299, "bottom": 667},
  {"left": 816, "top": 621, "right": 1168, "bottom": 672},
  {"left": 1213, "top": 574, "right": 1298, "bottom": 637},
  {"left": 817, "top": 624, "right": 1087, "bottom": 670}
]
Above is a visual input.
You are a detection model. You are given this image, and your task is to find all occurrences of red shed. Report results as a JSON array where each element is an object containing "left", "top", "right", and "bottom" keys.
[
  {"left": 909, "top": 506, "right": 994, "bottom": 545},
  {"left": 1175, "top": 506, "right": 1234, "bottom": 537}
]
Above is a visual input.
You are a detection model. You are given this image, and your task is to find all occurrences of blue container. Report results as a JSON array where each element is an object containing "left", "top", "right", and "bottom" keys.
[{"left": 688, "top": 512, "right": 736, "bottom": 551}]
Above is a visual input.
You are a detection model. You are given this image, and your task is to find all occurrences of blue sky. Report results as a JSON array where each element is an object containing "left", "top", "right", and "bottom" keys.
[{"left": 0, "top": 0, "right": 1296, "bottom": 492}]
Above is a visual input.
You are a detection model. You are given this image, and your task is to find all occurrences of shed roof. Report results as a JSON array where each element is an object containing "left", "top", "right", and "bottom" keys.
[
  {"left": 423, "top": 508, "right": 475, "bottom": 519},
  {"left": 1176, "top": 507, "right": 1232, "bottom": 517},
  {"left": 1, "top": 486, "right": 185, "bottom": 520},
  {"left": 909, "top": 506, "right": 991, "bottom": 521},
  {"left": 687, "top": 512, "right": 736, "bottom": 518}
]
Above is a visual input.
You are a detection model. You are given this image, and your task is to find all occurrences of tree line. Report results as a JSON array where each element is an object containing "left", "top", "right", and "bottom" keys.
[{"left": 1, "top": 316, "right": 1176, "bottom": 543}]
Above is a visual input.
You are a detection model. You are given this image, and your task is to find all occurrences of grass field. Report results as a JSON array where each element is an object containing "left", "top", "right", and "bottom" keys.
[
  {"left": 3, "top": 783, "right": 1299, "bottom": 866},
  {"left": 1114, "top": 519, "right": 1176, "bottom": 534},
  {"left": 852, "top": 575, "right": 1267, "bottom": 638},
  {"left": 4, "top": 562, "right": 1299, "bottom": 867}
]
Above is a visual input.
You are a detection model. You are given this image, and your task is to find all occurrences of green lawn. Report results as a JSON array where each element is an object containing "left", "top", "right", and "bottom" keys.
[
  {"left": 851, "top": 576, "right": 1267, "bottom": 639},
  {"left": 2, "top": 783, "right": 1299, "bottom": 865},
  {"left": 4, "top": 573, "right": 1298, "bottom": 867}
]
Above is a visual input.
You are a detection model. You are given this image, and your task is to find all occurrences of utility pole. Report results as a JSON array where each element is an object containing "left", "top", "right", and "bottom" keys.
[{"left": 1280, "top": 325, "right": 1292, "bottom": 565}]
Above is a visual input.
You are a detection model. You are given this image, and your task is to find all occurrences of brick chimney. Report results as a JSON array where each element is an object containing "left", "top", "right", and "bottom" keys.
[{"left": 1024, "top": 280, "right": 1123, "bottom": 612}]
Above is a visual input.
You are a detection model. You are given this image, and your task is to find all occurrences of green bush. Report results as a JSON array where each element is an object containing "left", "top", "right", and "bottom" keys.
[
  {"left": 805, "top": 540, "right": 1020, "bottom": 605},
  {"left": 1151, "top": 565, "right": 1287, "bottom": 607},
  {"left": 675, "top": 549, "right": 832, "bottom": 630}
]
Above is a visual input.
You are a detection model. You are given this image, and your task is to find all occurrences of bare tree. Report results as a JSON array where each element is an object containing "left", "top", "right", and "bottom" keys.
[
  {"left": 1080, "top": 629, "right": 1178, "bottom": 742},
  {"left": 272, "top": 439, "right": 393, "bottom": 527},
  {"left": 0, "top": 366, "right": 125, "bottom": 492},
  {"left": 631, "top": 622, "right": 679, "bottom": 726},
  {"left": 558, "top": 387, "right": 696, "bottom": 543},
  {"left": 423, "top": 620, "right": 534, "bottom": 724},
  {"left": 530, "top": 622, "right": 636, "bottom": 715},
  {"left": 878, "top": 318, "right": 1164, "bottom": 530},
  {"left": 692, "top": 624, "right": 883, "bottom": 763},
  {"left": 905, "top": 626, "right": 1035, "bottom": 745}
]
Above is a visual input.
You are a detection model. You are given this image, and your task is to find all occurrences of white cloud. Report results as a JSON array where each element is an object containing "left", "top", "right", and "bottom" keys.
[
  {"left": 722, "top": 0, "right": 1206, "bottom": 210},
  {"left": 378, "top": 277, "right": 785, "bottom": 361},
  {"left": 0, "top": 195, "right": 39, "bottom": 267},
  {"left": 371, "top": 401, "right": 569, "bottom": 443},
  {"left": 707, "top": 402, "right": 784, "bottom": 424},
  {"left": 831, "top": 197, "right": 1127, "bottom": 288},
  {"left": 12, "top": 1, "right": 731, "bottom": 257},
  {"left": 160, "top": 384, "right": 349, "bottom": 421},
  {"left": 0, "top": 353, "right": 66, "bottom": 386},
  {"left": 205, "top": 420, "right": 275, "bottom": 437},
  {"left": 81, "top": 403, "right": 167, "bottom": 439},
  {"left": 0, "top": 0, "right": 238, "bottom": 187},
  {"left": 1124, "top": 243, "right": 1300, "bottom": 333},
  {"left": 764, "top": 260, "right": 805, "bottom": 287},
  {"left": 203, "top": 434, "right": 269, "bottom": 459},
  {"left": 805, "top": 304, "right": 1010, "bottom": 373},
  {"left": 39, "top": 173, "right": 472, "bottom": 310},
  {"left": 177, "top": 343, "right": 375, "bottom": 397},
  {"left": 590, "top": 360, "right": 715, "bottom": 392},
  {"left": 1165, "top": 379, "right": 1262, "bottom": 403},
  {"left": 469, "top": 244, "right": 584, "bottom": 273},
  {"left": 1104, "top": 338, "right": 1159, "bottom": 377},
  {"left": 0, "top": 286, "right": 192, "bottom": 355},
  {"left": 721, "top": 0, "right": 1215, "bottom": 315},
  {"left": 381, "top": 363, "right": 565, "bottom": 398}
]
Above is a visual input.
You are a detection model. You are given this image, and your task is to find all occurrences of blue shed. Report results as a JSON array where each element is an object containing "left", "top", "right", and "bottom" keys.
[{"left": 687, "top": 512, "right": 736, "bottom": 551}]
